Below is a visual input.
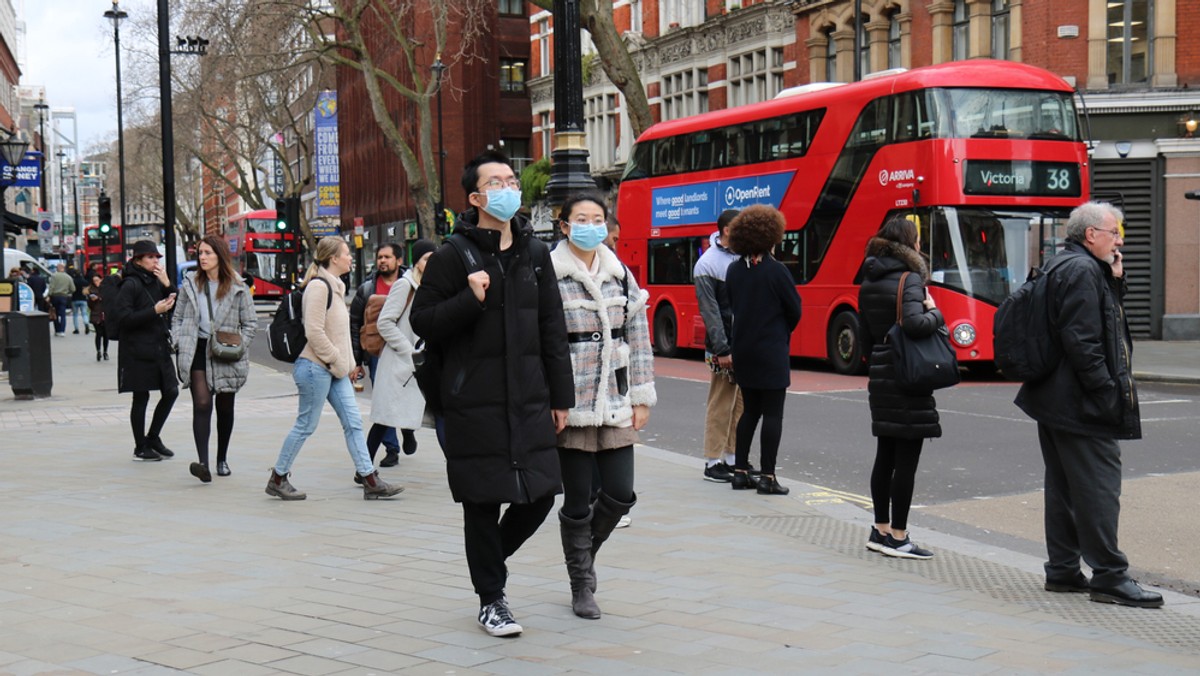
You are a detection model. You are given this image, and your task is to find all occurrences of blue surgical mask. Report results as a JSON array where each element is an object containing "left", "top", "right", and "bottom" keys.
[
  {"left": 481, "top": 187, "right": 521, "bottom": 222},
  {"left": 568, "top": 223, "right": 608, "bottom": 252}
]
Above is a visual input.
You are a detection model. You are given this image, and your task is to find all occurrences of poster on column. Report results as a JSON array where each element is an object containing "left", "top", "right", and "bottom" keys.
[{"left": 315, "top": 91, "right": 340, "bottom": 218}]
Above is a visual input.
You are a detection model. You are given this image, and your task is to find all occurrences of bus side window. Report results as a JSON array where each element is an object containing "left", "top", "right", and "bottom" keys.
[{"left": 648, "top": 237, "right": 699, "bottom": 286}]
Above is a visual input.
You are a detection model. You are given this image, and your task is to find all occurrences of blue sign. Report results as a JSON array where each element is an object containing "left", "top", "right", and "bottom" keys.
[
  {"left": 0, "top": 153, "right": 42, "bottom": 187},
  {"left": 314, "top": 91, "right": 340, "bottom": 218},
  {"left": 650, "top": 172, "right": 794, "bottom": 227},
  {"left": 16, "top": 282, "right": 34, "bottom": 312}
]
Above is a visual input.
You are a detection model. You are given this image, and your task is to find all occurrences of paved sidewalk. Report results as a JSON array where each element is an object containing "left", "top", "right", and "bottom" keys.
[{"left": 0, "top": 336, "right": 1199, "bottom": 674}]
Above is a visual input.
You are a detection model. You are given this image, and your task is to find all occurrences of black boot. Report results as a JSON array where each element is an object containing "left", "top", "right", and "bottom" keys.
[
  {"left": 588, "top": 491, "right": 636, "bottom": 594},
  {"left": 559, "top": 510, "right": 601, "bottom": 619},
  {"left": 146, "top": 437, "right": 175, "bottom": 458}
]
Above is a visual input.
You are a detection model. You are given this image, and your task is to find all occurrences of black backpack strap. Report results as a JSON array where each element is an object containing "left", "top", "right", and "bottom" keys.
[{"left": 445, "top": 233, "right": 483, "bottom": 274}]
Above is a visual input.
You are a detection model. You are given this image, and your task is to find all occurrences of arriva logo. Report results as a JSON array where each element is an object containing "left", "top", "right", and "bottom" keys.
[{"left": 878, "top": 169, "right": 915, "bottom": 186}]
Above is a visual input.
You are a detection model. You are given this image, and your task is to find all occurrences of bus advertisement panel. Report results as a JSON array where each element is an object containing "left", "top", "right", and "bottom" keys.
[
  {"left": 224, "top": 209, "right": 301, "bottom": 298},
  {"left": 616, "top": 60, "right": 1088, "bottom": 373}
]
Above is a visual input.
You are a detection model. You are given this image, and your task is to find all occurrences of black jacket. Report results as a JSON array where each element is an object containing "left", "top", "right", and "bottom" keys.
[
  {"left": 1015, "top": 241, "right": 1140, "bottom": 439},
  {"left": 411, "top": 211, "right": 575, "bottom": 504},
  {"left": 857, "top": 239, "right": 944, "bottom": 439},
  {"left": 116, "top": 261, "right": 179, "bottom": 393},
  {"left": 725, "top": 254, "right": 801, "bottom": 390}
]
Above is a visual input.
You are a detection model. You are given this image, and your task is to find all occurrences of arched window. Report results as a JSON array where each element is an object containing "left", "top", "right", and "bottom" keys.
[
  {"left": 826, "top": 29, "right": 838, "bottom": 81},
  {"left": 1107, "top": 0, "right": 1152, "bottom": 85},
  {"left": 991, "top": 0, "right": 1010, "bottom": 59},
  {"left": 887, "top": 11, "right": 902, "bottom": 69},
  {"left": 952, "top": 0, "right": 969, "bottom": 61},
  {"left": 858, "top": 13, "right": 871, "bottom": 77}
]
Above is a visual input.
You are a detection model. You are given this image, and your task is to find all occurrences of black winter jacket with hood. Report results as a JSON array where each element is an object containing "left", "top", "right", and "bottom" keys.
[
  {"left": 1014, "top": 240, "right": 1140, "bottom": 440},
  {"left": 857, "top": 238, "right": 944, "bottom": 440},
  {"left": 410, "top": 210, "right": 575, "bottom": 504},
  {"left": 115, "top": 260, "right": 179, "bottom": 393}
]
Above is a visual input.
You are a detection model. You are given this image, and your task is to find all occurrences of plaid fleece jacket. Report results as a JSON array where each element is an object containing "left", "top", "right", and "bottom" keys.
[{"left": 550, "top": 243, "right": 657, "bottom": 428}]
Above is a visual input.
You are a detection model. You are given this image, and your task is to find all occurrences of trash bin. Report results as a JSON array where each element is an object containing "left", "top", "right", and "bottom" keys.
[{"left": 2, "top": 311, "right": 53, "bottom": 399}]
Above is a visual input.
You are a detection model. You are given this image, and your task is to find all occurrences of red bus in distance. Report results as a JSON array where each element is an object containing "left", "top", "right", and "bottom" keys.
[
  {"left": 224, "top": 208, "right": 301, "bottom": 298},
  {"left": 82, "top": 224, "right": 122, "bottom": 274},
  {"left": 616, "top": 60, "right": 1089, "bottom": 373}
]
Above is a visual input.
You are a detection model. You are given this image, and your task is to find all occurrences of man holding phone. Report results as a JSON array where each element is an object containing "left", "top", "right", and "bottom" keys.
[{"left": 115, "top": 240, "right": 180, "bottom": 462}]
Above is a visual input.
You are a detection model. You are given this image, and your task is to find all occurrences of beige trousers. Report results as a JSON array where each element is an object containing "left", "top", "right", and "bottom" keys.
[{"left": 703, "top": 372, "right": 742, "bottom": 459}]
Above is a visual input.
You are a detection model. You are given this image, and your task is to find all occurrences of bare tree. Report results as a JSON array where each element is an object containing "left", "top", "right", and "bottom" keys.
[{"left": 528, "top": 0, "right": 654, "bottom": 137}]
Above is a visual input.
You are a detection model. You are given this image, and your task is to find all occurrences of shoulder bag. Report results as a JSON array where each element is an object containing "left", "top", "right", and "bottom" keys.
[
  {"left": 886, "top": 271, "right": 960, "bottom": 392},
  {"left": 204, "top": 281, "right": 246, "bottom": 362}
]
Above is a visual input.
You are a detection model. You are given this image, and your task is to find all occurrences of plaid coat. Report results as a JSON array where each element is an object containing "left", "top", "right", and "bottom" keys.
[{"left": 550, "top": 242, "right": 656, "bottom": 428}]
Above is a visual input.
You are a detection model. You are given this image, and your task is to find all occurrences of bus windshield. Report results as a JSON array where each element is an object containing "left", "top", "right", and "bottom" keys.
[
  {"left": 925, "top": 207, "right": 1069, "bottom": 305},
  {"left": 936, "top": 88, "right": 1078, "bottom": 141}
]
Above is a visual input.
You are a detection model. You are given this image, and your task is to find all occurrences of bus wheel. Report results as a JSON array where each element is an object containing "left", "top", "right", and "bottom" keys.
[
  {"left": 653, "top": 305, "right": 679, "bottom": 358},
  {"left": 827, "top": 310, "right": 866, "bottom": 375}
]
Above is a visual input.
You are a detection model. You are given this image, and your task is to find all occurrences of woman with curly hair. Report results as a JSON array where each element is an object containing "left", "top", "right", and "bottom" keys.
[{"left": 723, "top": 205, "right": 801, "bottom": 495}]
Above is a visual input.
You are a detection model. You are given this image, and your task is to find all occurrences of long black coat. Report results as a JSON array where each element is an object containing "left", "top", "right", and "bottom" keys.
[
  {"left": 1015, "top": 241, "right": 1141, "bottom": 440},
  {"left": 410, "top": 213, "right": 575, "bottom": 505},
  {"left": 116, "top": 261, "right": 178, "bottom": 393},
  {"left": 857, "top": 239, "right": 943, "bottom": 439},
  {"left": 725, "top": 254, "right": 801, "bottom": 390}
]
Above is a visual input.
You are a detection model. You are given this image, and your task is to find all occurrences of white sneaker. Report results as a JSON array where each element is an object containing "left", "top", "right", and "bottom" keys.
[
  {"left": 615, "top": 515, "right": 632, "bottom": 529},
  {"left": 478, "top": 600, "right": 523, "bottom": 637}
]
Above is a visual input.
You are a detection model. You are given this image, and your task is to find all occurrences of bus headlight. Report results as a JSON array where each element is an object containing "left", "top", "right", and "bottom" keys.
[{"left": 951, "top": 322, "right": 977, "bottom": 347}]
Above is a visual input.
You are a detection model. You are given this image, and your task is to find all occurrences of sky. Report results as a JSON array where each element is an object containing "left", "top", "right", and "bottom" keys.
[{"left": 18, "top": 0, "right": 156, "bottom": 154}]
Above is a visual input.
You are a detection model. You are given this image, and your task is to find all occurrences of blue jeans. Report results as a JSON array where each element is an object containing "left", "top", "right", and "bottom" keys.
[
  {"left": 367, "top": 355, "right": 400, "bottom": 451},
  {"left": 274, "top": 358, "right": 375, "bottom": 476},
  {"left": 50, "top": 296, "right": 70, "bottom": 334},
  {"left": 72, "top": 300, "right": 89, "bottom": 331}
]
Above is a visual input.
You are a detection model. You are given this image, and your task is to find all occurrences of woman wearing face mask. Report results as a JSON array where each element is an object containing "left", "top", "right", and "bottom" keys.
[
  {"left": 549, "top": 193, "right": 656, "bottom": 620},
  {"left": 172, "top": 236, "right": 257, "bottom": 482},
  {"left": 365, "top": 239, "right": 439, "bottom": 472}
]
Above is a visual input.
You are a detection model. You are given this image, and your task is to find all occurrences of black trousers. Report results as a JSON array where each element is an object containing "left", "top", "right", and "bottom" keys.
[
  {"left": 870, "top": 436, "right": 924, "bottom": 531},
  {"left": 735, "top": 387, "right": 786, "bottom": 475},
  {"left": 461, "top": 495, "right": 556, "bottom": 605},
  {"left": 1038, "top": 423, "right": 1129, "bottom": 587}
]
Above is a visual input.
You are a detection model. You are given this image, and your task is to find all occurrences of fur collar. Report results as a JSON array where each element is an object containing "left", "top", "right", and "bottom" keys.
[
  {"left": 550, "top": 241, "right": 626, "bottom": 284},
  {"left": 865, "top": 237, "right": 929, "bottom": 281}
]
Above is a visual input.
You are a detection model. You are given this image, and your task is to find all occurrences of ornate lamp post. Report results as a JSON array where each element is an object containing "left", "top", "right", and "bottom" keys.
[
  {"left": 103, "top": 0, "right": 129, "bottom": 257},
  {"left": 32, "top": 97, "right": 49, "bottom": 206},
  {"left": 431, "top": 55, "right": 448, "bottom": 236},
  {"left": 544, "top": 0, "right": 596, "bottom": 205},
  {"left": 1, "top": 130, "right": 31, "bottom": 279}
]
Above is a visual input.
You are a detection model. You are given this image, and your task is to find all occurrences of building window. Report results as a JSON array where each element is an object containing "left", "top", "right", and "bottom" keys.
[
  {"left": 540, "top": 112, "right": 553, "bottom": 158},
  {"left": 825, "top": 29, "right": 838, "bottom": 81},
  {"left": 586, "top": 94, "right": 622, "bottom": 166},
  {"left": 498, "top": 0, "right": 523, "bottom": 16},
  {"left": 952, "top": 0, "right": 969, "bottom": 61},
  {"left": 500, "top": 59, "right": 527, "bottom": 92},
  {"left": 888, "top": 11, "right": 902, "bottom": 68},
  {"left": 538, "top": 19, "right": 551, "bottom": 75},
  {"left": 662, "top": 69, "right": 708, "bottom": 120},
  {"left": 858, "top": 13, "right": 870, "bottom": 77},
  {"left": 1107, "top": 0, "right": 1151, "bottom": 85},
  {"left": 729, "top": 49, "right": 784, "bottom": 106},
  {"left": 991, "top": 0, "right": 1010, "bottom": 59},
  {"left": 662, "top": 0, "right": 704, "bottom": 30},
  {"left": 630, "top": 0, "right": 643, "bottom": 32}
]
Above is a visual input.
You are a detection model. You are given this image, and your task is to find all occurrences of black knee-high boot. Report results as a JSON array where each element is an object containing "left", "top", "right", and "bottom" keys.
[
  {"left": 559, "top": 510, "right": 601, "bottom": 619},
  {"left": 588, "top": 491, "right": 636, "bottom": 593}
]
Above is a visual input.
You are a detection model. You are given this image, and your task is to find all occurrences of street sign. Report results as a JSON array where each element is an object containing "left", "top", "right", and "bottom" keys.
[{"left": 39, "top": 218, "right": 52, "bottom": 232}]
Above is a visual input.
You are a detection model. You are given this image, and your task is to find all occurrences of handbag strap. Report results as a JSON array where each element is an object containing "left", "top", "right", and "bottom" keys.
[
  {"left": 201, "top": 277, "right": 233, "bottom": 330},
  {"left": 894, "top": 271, "right": 911, "bottom": 329}
]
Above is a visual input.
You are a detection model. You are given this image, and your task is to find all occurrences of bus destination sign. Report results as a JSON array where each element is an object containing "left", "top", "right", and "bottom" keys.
[
  {"left": 651, "top": 171, "right": 794, "bottom": 227},
  {"left": 963, "top": 160, "right": 1081, "bottom": 197}
]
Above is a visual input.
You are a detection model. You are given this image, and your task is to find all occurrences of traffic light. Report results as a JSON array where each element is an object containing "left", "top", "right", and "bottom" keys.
[
  {"left": 274, "top": 197, "right": 300, "bottom": 233},
  {"left": 98, "top": 196, "right": 113, "bottom": 234}
]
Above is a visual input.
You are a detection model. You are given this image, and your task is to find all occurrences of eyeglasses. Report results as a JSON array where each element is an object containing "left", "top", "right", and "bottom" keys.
[
  {"left": 477, "top": 177, "right": 521, "bottom": 191},
  {"left": 1092, "top": 226, "right": 1124, "bottom": 239}
]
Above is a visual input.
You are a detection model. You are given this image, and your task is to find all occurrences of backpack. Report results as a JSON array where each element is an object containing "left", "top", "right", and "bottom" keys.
[
  {"left": 99, "top": 275, "right": 126, "bottom": 340},
  {"left": 992, "top": 256, "right": 1069, "bottom": 382},
  {"left": 359, "top": 294, "right": 388, "bottom": 357},
  {"left": 413, "top": 234, "right": 483, "bottom": 413},
  {"left": 268, "top": 277, "right": 333, "bottom": 363}
]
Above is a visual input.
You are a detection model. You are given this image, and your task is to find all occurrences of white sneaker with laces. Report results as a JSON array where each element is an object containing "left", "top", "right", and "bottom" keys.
[{"left": 478, "top": 600, "right": 523, "bottom": 637}]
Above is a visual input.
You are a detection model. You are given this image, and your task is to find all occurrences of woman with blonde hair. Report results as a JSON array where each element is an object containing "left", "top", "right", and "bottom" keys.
[
  {"left": 172, "top": 235, "right": 257, "bottom": 482},
  {"left": 267, "top": 237, "right": 404, "bottom": 500}
]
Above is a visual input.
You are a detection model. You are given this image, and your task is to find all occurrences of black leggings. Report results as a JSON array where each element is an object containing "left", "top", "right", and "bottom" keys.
[
  {"left": 559, "top": 445, "right": 635, "bottom": 519},
  {"left": 735, "top": 387, "right": 786, "bottom": 475},
  {"left": 130, "top": 389, "right": 178, "bottom": 449},
  {"left": 190, "top": 340, "right": 235, "bottom": 465},
  {"left": 93, "top": 324, "right": 109, "bottom": 353},
  {"left": 870, "top": 436, "right": 925, "bottom": 531}
]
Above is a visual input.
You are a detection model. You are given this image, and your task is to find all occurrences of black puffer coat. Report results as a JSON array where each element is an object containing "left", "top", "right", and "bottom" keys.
[
  {"left": 116, "top": 261, "right": 179, "bottom": 393},
  {"left": 410, "top": 212, "right": 575, "bottom": 504},
  {"left": 857, "top": 239, "right": 944, "bottom": 439},
  {"left": 1015, "top": 241, "right": 1140, "bottom": 440}
]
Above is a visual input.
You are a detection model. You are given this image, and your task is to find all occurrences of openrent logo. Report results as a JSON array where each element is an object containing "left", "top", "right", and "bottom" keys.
[{"left": 724, "top": 185, "right": 772, "bottom": 205}]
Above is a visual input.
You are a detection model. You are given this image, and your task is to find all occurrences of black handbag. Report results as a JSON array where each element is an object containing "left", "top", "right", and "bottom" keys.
[{"left": 886, "top": 272, "right": 960, "bottom": 392}]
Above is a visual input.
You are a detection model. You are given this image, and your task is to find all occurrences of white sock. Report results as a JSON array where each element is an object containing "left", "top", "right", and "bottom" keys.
[
  {"left": 706, "top": 458, "right": 721, "bottom": 468},
  {"left": 722, "top": 453, "right": 735, "bottom": 466}
]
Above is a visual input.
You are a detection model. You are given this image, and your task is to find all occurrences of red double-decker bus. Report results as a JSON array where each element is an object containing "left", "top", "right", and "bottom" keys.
[
  {"left": 224, "top": 209, "right": 301, "bottom": 298},
  {"left": 616, "top": 60, "right": 1089, "bottom": 373},
  {"left": 82, "top": 224, "right": 123, "bottom": 273}
]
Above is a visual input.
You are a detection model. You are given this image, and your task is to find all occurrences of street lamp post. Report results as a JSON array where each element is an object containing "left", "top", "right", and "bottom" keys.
[
  {"left": 1, "top": 130, "right": 31, "bottom": 283},
  {"left": 56, "top": 150, "right": 68, "bottom": 240},
  {"left": 103, "top": 0, "right": 129, "bottom": 258},
  {"left": 544, "top": 0, "right": 596, "bottom": 206},
  {"left": 33, "top": 97, "right": 49, "bottom": 207},
  {"left": 431, "top": 55, "right": 448, "bottom": 237}
]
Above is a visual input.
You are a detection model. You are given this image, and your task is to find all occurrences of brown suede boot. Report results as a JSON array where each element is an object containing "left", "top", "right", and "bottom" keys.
[
  {"left": 358, "top": 471, "right": 404, "bottom": 500},
  {"left": 265, "top": 471, "right": 306, "bottom": 500}
]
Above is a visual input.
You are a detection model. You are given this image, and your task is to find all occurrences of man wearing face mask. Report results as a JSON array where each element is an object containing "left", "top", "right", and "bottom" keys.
[{"left": 411, "top": 150, "right": 574, "bottom": 638}]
